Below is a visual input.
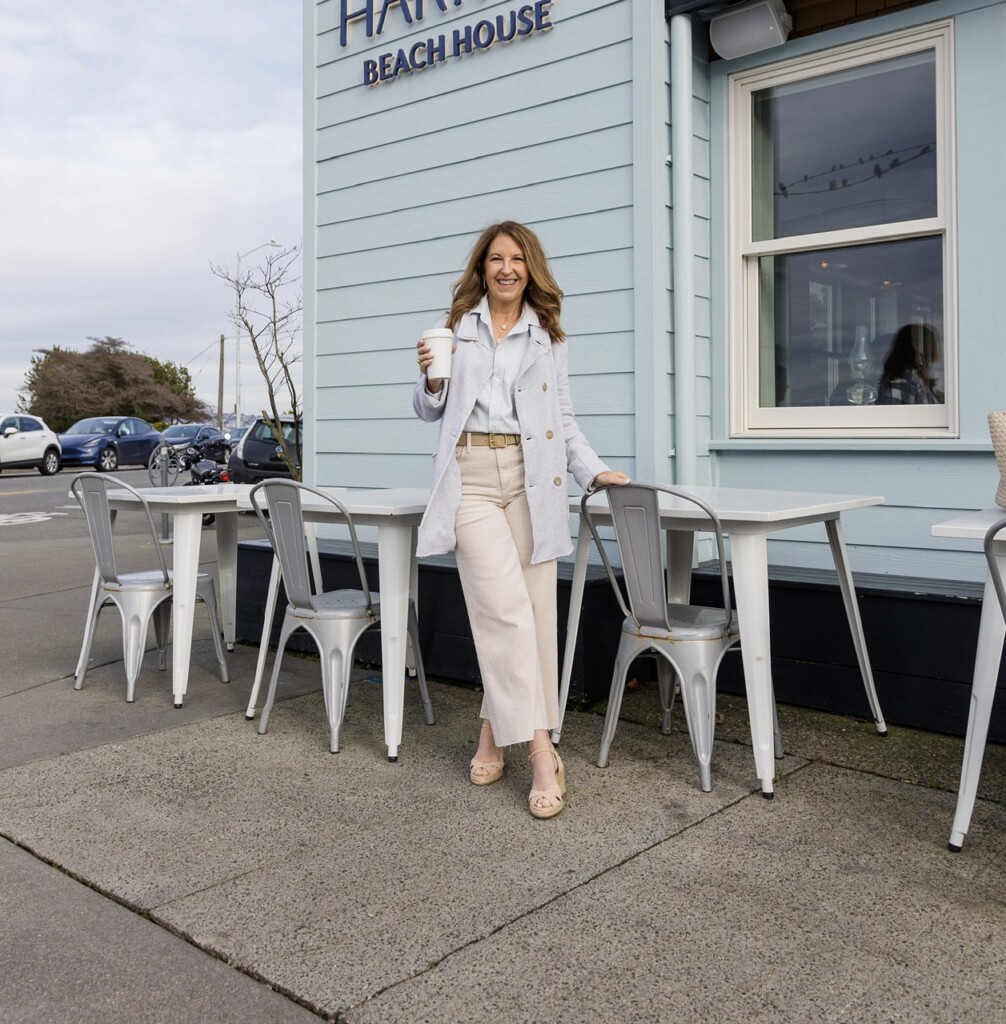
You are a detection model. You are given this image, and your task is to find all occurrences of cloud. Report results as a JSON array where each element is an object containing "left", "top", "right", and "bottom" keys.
[{"left": 0, "top": 0, "right": 303, "bottom": 418}]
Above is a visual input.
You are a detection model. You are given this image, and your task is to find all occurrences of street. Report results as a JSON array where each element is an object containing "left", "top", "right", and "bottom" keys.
[{"left": 0, "top": 466, "right": 150, "bottom": 530}]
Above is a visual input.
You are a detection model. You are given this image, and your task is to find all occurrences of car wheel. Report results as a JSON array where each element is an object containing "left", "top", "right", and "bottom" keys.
[
  {"left": 39, "top": 448, "right": 61, "bottom": 475},
  {"left": 98, "top": 446, "right": 118, "bottom": 472}
]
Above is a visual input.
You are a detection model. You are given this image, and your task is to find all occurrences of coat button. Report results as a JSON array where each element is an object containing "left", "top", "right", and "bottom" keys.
[
  {"left": 545, "top": 430, "right": 553, "bottom": 439},
  {"left": 542, "top": 383, "right": 548, "bottom": 392},
  {"left": 553, "top": 477, "right": 562, "bottom": 486}
]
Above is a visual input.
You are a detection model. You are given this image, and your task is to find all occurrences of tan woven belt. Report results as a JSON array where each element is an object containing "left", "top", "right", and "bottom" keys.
[{"left": 459, "top": 432, "right": 521, "bottom": 448}]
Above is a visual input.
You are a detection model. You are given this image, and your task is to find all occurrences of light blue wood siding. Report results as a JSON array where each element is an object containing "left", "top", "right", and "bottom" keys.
[
  {"left": 708, "top": 1, "right": 1006, "bottom": 583},
  {"left": 307, "top": 0, "right": 641, "bottom": 491}
]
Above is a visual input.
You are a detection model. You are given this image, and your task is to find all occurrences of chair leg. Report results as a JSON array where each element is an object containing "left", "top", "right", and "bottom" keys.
[
  {"left": 669, "top": 647, "right": 722, "bottom": 793},
  {"left": 408, "top": 602, "right": 435, "bottom": 725},
  {"left": 773, "top": 695, "right": 783, "bottom": 760},
  {"left": 120, "top": 599, "right": 155, "bottom": 704},
  {"left": 655, "top": 658, "right": 678, "bottom": 735},
  {"left": 75, "top": 597, "right": 107, "bottom": 690},
  {"left": 197, "top": 581, "right": 229, "bottom": 684},
  {"left": 258, "top": 619, "right": 297, "bottom": 736},
  {"left": 319, "top": 646, "right": 348, "bottom": 753},
  {"left": 152, "top": 601, "right": 171, "bottom": 672},
  {"left": 597, "top": 633, "right": 641, "bottom": 768}
]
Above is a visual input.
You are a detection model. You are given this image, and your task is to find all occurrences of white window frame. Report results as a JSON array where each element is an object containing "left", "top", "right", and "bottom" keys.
[{"left": 728, "top": 21, "right": 958, "bottom": 439}]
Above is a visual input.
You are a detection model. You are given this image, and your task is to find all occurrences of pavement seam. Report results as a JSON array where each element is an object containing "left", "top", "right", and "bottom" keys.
[
  {"left": 341, "top": 781, "right": 767, "bottom": 1017},
  {"left": 0, "top": 829, "right": 333, "bottom": 1021}
]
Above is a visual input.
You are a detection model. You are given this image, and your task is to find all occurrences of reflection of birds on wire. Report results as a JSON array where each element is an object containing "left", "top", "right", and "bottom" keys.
[{"left": 776, "top": 141, "right": 935, "bottom": 198}]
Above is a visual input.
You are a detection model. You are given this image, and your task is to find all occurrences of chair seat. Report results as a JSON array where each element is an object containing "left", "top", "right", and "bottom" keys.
[
  {"left": 292, "top": 589, "right": 382, "bottom": 620},
  {"left": 628, "top": 607, "right": 740, "bottom": 641},
  {"left": 104, "top": 568, "right": 214, "bottom": 593}
]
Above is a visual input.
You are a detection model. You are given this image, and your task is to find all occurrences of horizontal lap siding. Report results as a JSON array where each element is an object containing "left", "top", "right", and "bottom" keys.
[
  {"left": 716, "top": 449, "right": 1001, "bottom": 582},
  {"left": 309, "top": 0, "right": 636, "bottom": 489},
  {"left": 707, "top": 5, "right": 1006, "bottom": 584}
]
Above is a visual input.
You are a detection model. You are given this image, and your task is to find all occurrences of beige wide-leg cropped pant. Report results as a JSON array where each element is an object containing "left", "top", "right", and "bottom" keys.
[{"left": 453, "top": 442, "right": 559, "bottom": 748}]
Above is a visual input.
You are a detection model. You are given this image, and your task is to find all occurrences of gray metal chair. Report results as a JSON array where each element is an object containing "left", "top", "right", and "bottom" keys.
[
  {"left": 249, "top": 480, "right": 434, "bottom": 753},
  {"left": 71, "top": 472, "right": 229, "bottom": 703},
  {"left": 582, "top": 484, "right": 742, "bottom": 792}
]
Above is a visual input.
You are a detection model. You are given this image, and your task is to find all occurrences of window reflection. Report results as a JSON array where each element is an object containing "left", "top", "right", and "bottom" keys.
[
  {"left": 758, "top": 237, "right": 944, "bottom": 409},
  {"left": 752, "top": 51, "right": 937, "bottom": 241}
]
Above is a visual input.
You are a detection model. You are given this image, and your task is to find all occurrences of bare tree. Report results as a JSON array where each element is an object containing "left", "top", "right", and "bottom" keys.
[{"left": 213, "top": 244, "right": 303, "bottom": 479}]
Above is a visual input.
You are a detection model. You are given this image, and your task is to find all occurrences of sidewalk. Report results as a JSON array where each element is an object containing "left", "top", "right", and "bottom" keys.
[{"left": 2, "top": 522, "right": 1005, "bottom": 1023}]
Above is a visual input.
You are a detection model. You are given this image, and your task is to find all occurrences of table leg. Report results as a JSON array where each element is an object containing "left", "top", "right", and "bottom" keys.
[
  {"left": 215, "top": 511, "right": 238, "bottom": 650},
  {"left": 406, "top": 526, "right": 419, "bottom": 677},
  {"left": 552, "top": 517, "right": 593, "bottom": 744},
  {"left": 729, "top": 532, "right": 777, "bottom": 797},
  {"left": 246, "top": 554, "right": 282, "bottom": 719},
  {"left": 378, "top": 523, "right": 412, "bottom": 762},
  {"left": 949, "top": 563, "right": 1006, "bottom": 851},
  {"left": 170, "top": 512, "right": 202, "bottom": 707},
  {"left": 825, "top": 517, "right": 887, "bottom": 734}
]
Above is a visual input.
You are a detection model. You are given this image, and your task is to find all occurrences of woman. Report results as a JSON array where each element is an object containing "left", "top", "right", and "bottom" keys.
[
  {"left": 877, "top": 324, "right": 942, "bottom": 405},
  {"left": 413, "top": 221, "right": 629, "bottom": 820}
]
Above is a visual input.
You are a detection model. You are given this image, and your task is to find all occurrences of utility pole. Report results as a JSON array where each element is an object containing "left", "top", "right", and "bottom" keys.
[{"left": 216, "top": 334, "right": 225, "bottom": 429}]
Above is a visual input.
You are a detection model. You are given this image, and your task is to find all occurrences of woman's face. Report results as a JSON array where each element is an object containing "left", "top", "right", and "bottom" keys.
[{"left": 483, "top": 233, "right": 528, "bottom": 308}]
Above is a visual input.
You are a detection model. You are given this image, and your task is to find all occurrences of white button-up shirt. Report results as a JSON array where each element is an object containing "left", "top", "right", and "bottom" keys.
[{"left": 460, "top": 297, "right": 533, "bottom": 435}]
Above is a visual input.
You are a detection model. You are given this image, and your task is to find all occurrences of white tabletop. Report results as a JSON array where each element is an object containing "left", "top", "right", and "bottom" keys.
[
  {"left": 577, "top": 486, "right": 883, "bottom": 523},
  {"left": 108, "top": 483, "right": 252, "bottom": 508},
  {"left": 932, "top": 507, "right": 1006, "bottom": 540},
  {"left": 236, "top": 486, "right": 430, "bottom": 519}
]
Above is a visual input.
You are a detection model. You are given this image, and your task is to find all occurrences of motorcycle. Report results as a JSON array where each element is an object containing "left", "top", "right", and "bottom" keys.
[
  {"left": 149, "top": 436, "right": 232, "bottom": 526},
  {"left": 184, "top": 449, "right": 231, "bottom": 526}
]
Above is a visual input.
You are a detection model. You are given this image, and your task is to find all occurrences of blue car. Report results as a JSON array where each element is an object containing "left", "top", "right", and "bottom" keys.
[{"left": 59, "top": 416, "right": 162, "bottom": 472}]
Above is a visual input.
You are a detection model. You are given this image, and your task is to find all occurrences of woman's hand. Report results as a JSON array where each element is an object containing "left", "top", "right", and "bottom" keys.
[
  {"left": 415, "top": 341, "right": 442, "bottom": 393},
  {"left": 416, "top": 339, "right": 455, "bottom": 394},
  {"left": 592, "top": 470, "right": 631, "bottom": 488}
]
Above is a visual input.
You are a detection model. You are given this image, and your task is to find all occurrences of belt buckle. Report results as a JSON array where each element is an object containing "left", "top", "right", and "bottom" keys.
[{"left": 488, "top": 433, "right": 506, "bottom": 448}]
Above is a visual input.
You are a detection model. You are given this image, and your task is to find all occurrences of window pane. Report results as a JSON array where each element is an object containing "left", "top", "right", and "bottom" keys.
[
  {"left": 759, "top": 236, "right": 944, "bottom": 409},
  {"left": 752, "top": 51, "right": 937, "bottom": 241}
]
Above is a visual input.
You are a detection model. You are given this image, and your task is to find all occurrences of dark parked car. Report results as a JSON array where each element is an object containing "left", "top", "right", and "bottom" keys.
[
  {"left": 59, "top": 416, "right": 162, "bottom": 472},
  {"left": 227, "top": 416, "right": 301, "bottom": 484},
  {"left": 160, "top": 423, "right": 232, "bottom": 463},
  {"left": 0, "top": 413, "right": 61, "bottom": 475}
]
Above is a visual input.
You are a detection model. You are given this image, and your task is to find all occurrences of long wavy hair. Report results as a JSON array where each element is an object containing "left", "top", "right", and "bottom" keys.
[{"left": 446, "top": 221, "right": 566, "bottom": 342}]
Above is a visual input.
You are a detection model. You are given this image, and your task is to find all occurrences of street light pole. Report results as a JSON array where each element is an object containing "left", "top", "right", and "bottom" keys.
[{"left": 234, "top": 239, "right": 280, "bottom": 426}]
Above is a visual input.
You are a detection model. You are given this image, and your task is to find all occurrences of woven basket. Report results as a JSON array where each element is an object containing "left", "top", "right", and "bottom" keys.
[{"left": 989, "top": 411, "right": 1006, "bottom": 507}]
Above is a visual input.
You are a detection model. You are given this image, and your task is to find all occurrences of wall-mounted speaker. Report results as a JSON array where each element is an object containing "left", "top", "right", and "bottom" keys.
[{"left": 709, "top": 1, "right": 792, "bottom": 60}]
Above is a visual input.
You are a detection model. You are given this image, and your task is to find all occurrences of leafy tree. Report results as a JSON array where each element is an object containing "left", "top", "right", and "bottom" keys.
[
  {"left": 19, "top": 336, "right": 208, "bottom": 431},
  {"left": 212, "top": 245, "right": 303, "bottom": 479}
]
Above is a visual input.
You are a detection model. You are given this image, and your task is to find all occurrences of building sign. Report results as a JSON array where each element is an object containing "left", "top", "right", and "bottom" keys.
[{"left": 339, "top": 0, "right": 554, "bottom": 86}]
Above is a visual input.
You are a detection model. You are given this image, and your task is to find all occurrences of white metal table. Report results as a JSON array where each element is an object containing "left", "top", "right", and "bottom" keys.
[
  {"left": 83, "top": 484, "right": 252, "bottom": 705},
  {"left": 556, "top": 486, "right": 887, "bottom": 796},
  {"left": 932, "top": 508, "right": 1006, "bottom": 851},
  {"left": 240, "top": 486, "right": 430, "bottom": 761}
]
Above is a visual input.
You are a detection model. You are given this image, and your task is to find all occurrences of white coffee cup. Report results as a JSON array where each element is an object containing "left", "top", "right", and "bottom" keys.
[{"left": 422, "top": 328, "right": 454, "bottom": 382}]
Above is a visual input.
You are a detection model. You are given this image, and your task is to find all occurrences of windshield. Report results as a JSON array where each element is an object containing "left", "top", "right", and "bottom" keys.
[
  {"left": 65, "top": 418, "right": 122, "bottom": 435},
  {"left": 162, "top": 424, "right": 202, "bottom": 440},
  {"left": 251, "top": 420, "right": 301, "bottom": 444}
]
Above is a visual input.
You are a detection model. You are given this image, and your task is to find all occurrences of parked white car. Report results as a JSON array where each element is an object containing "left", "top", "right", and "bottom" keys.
[{"left": 0, "top": 413, "right": 62, "bottom": 474}]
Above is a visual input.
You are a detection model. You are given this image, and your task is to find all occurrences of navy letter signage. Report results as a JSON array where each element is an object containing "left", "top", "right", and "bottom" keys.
[{"left": 340, "top": 0, "right": 555, "bottom": 87}]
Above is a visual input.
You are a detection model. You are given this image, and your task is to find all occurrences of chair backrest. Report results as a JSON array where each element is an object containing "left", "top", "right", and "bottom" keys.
[
  {"left": 983, "top": 515, "right": 1006, "bottom": 622},
  {"left": 71, "top": 472, "right": 169, "bottom": 587},
  {"left": 582, "top": 483, "right": 733, "bottom": 630},
  {"left": 249, "top": 480, "right": 372, "bottom": 614}
]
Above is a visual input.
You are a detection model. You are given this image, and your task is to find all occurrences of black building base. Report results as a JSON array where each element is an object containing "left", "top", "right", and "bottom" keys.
[{"left": 235, "top": 540, "right": 1006, "bottom": 743}]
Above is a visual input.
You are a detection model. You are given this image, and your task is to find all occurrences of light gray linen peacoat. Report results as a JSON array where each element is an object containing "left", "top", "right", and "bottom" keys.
[{"left": 413, "top": 310, "right": 609, "bottom": 565}]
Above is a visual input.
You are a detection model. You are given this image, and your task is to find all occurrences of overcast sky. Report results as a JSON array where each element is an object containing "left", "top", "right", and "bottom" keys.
[{"left": 0, "top": 0, "right": 303, "bottom": 422}]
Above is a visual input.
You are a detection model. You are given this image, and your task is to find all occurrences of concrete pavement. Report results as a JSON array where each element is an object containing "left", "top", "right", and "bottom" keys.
[{"left": 1, "top": 503, "right": 1005, "bottom": 1022}]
